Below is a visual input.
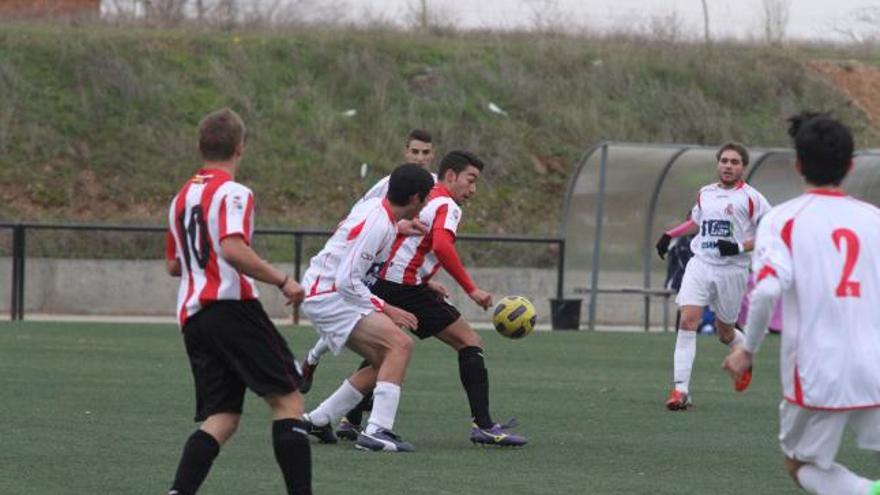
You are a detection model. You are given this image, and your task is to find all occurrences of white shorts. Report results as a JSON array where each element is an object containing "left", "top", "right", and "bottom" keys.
[
  {"left": 300, "top": 292, "right": 374, "bottom": 356},
  {"left": 779, "top": 401, "right": 880, "bottom": 469},
  {"left": 675, "top": 257, "right": 748, "bottom": 324}
]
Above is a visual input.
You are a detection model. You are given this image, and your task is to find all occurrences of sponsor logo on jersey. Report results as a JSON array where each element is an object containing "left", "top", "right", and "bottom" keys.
[{"left": 701, "top": 220, "right": 732, "bottom": 237}]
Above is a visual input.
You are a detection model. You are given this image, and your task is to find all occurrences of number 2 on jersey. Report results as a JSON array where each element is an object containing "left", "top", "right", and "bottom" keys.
[{"left": 832, "top": 228, "right": 861, "bottom": 298}]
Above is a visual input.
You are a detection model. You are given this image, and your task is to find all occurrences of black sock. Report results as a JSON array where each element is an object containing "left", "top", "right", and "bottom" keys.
[
  {"left": 458, "top": 346, "right": 493, "bottom": 429},
  {"left": 169, "top": 429, "right": 220, "bottom": 495},
  {"left": 344, "top": 393, "right": 373, "bottom": 425},
  {"left": 344, "top": 359, "right": 374, "bottom": 425},
  {"left": 272, "top": 419, "right": 312, "bottom": 495}
]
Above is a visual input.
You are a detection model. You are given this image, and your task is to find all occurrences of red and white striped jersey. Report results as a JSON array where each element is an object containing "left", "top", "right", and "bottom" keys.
[
  {"left": 690, "top": 181, "right": 771, "bottom": 267},
  {"left": 301, "top": 197, "right": 398, "bottom": 313},
  {"left": 753, "top": 189, "right": 880, "bottom": 410},
  {"left": 166, "top": 168, "right": 257, "bottom": 327},
  {"left": 379, "top": 184, "right": 462, "bottom": 285}
]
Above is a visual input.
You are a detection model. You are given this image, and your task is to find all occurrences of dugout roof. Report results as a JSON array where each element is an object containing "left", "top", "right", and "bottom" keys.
[{"left": 561, "top": 142, "right": 880, "bottom": 330}]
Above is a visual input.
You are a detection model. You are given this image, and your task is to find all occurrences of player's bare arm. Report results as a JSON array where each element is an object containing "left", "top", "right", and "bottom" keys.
[
  {"left": 426, "top": 280, "right": 449, "bottom": 298},
  {"left": 220, "top": 235, "right": 304, "bottom": 305},
  {"left": 383, "top": 304, "right": 419, "bottom": 330}
]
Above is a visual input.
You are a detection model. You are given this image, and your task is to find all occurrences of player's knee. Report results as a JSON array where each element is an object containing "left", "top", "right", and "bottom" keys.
[
  {"left": 390, "top": 331, "right": 414, "bottom": 356},
  {"left": 679, "top": 312, "right": 701, "bottom": 330},
  {"left": 203, "top": 413, "right": 241, "bottom": 443},
  {"left": 458, "top": 346, "right": 486, "bottom": 369}
]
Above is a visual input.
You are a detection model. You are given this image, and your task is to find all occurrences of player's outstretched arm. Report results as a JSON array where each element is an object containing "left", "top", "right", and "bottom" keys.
[
  {"left": 432, "top": 228, "right": 492, "bottom": 309},
  {"left": 656, "top": 220, "right": 698, "bottom": 259},
  {"left": 220, "top": 235, "right": 304, "bottom": 306}
]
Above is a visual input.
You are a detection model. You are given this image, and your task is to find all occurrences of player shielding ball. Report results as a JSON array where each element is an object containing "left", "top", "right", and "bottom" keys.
[
  {"left": 165, "top": 108, "right": 312, "bottom": 494},
  {"left": 724, "top": 113, "right": 880, "bottom": 495},
  {"left": 299, "top": 128, "right": 437, "bottom": 394},
  {"left": 656, "top": 142, "right": 771, "bottom": 410},
  {"left": 299, "top": 164, "right": 434, "bottom": 452}
]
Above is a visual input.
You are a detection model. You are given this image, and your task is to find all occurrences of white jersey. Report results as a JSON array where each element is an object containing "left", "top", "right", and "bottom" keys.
[
  {"left": 690, "top": 181, "right": 771, "bottom": 268},
  {"left": 753, "top": 189, "right": 880, "bottom": 410},
  {"left": 379, "top": 184, "right": 461, "bottom": 285},
  {"left": 301, "top": 198, "right": 398, "bottom": 313},
  {"left": 357, "top": 172, "right": 438, "bottom": 206},
  {"left": 167, "top": 168, "right": 257, "bottom": 327}
]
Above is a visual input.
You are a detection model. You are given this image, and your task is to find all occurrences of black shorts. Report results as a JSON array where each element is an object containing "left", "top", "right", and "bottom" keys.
[
  {"left": 182, "top": 299, "right": 301, "bottom": 422},
  {"left": 370, "top": 279, "right": 461, "bottom": 340}
]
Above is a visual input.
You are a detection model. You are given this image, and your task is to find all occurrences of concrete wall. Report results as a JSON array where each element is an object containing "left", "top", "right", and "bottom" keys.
[{"left": 0, "top": 258, "right": 673, "bottom": 328}]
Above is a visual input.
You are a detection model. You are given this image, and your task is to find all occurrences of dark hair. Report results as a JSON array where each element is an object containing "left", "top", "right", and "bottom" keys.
[
  {"left": 198, "top": 108, "right": 245, "bottom": 161},
  {"left": 787, "top": 111, "right": 854, "bottom": 186},
  {"left": 438, "top": 150, "right": 484, "bottom": 180},
  {"left": 407, "top": 128, "right": 432, "bottom": 145},
  {"left": 387, "top": 163, "right": 435, "bottom": 206},
  {"left": 716, "top": 142, "right": 749, "bottom": 166}
]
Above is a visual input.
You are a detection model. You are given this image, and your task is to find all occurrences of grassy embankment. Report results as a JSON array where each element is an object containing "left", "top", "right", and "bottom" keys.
[{"left": 0, "top": 23, "right": 877, "bottom": 261}]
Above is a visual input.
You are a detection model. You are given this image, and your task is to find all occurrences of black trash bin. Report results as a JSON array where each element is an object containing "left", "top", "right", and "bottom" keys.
[{"left": 550, "top": 298, "right": 582, "bottom": 330}]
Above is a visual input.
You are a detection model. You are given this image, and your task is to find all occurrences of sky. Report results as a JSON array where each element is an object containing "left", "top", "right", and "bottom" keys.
[{"left": 327, "top": 0, "right": 879, "bottom": 42}]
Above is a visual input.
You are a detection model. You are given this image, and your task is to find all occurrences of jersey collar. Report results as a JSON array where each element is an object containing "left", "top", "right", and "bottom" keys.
[
  {"left": 806, "top": 188, "right": 847, "bottom": 197},
  {"left": 381, "top": 198, "right": 396, "bottom": 222},
  {"left": 196, "top": 168, "right": 232, "bottom": 182},
  {"left": 716, "top": 180, "right": 746, "bottom": 190},
  {"left": 432, "top": 183, "right": 453, "bottom": 199}
]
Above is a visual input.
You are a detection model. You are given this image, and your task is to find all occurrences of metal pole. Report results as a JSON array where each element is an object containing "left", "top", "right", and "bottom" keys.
[
  {"left": 588, "top": 144, "right": 609, "bottom": 331},
  {"left": 10, "top": 224, "right": 21, "bottom": 321},
  {"left": 13, "top": 225, "right": 25, "bottom": 321},
  {"left": 642, "top": 147, "right": 691, "bottom": 331},
  {"left": 293, "top": 233, "right": 303, "bottom": 325},
  {"left": 555, "top": 239, "right": 565, "bottom": 301}
]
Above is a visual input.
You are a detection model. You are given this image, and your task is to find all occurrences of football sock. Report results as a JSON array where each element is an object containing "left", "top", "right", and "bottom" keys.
[
  {"left": 308, "top": 379, "right": 363, "bottom": 427},
  {"left": 343, "top": 360, "right": 375, "bottom": 425},
  {"left": 306, "top": 339, "right": 330, "bottom": 366},
  {"left": 169, "top": 429, "right": 220, "bottom": 495},
  {"left": 365, "top": 381, "right": 401, "bottom": 434},
  {"left": 673, "top": 329, "right": 697, "bottom": 394},
  {"left": 271, "top": 419, "right": 312, "bottom": 495},
  {"left": 459, "top": 346, "right": 493, "bottom": 429},
  {"left": 726, "top": 328, "right": 746, "bottom": 348},
  {"left": 796, "top": 463, "right": 873, "bottom": 495}
]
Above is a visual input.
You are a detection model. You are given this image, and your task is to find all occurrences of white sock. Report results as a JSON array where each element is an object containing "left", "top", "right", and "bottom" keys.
[
  {"left": 365, "top": 381, "right": 401, "bottom": 434},
  {"left": 308, "top": 380, "right": 363, "bottom": 426},
  {"left": 673, "top": 330, "right": 697, "bottom": 394},
  {"left": 306, "top": 338, "right": 330, "bottom": 366},
  {"left": 727, "top": 328, "right": 745, "bottom": 349},
  {"left": 797, "top": 463, "right": 873, "bottom": 495}
]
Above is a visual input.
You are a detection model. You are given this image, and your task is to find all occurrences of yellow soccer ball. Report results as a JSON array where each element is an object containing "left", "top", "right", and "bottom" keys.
[{"left": 492, "top": 296, "right": 536, "bottom": 339}]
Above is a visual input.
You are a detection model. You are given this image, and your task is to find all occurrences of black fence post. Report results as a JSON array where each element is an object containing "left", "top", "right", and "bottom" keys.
[
  {"left": 11, "top": 224, "right": 25, "bottom": 321},
  {"left": 555, "top": 238, "right": 565, "bottom": 301}
]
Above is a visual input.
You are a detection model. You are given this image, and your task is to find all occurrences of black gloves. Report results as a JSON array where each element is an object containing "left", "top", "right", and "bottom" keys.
[
  {"left": 717, "top": 239, "right": 742, "bottom": 256},
  {"left": 656, "top": 233, "right": 672, "bottom": 260}
]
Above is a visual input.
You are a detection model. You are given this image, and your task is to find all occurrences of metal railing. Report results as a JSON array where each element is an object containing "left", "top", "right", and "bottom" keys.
[{"left": 0, "top": 221, "right": 565, "bottom": 321}]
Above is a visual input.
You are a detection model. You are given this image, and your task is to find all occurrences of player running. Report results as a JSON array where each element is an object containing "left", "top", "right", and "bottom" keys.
[
  {"left": 165, "top": 108, "right": 312, "bottom": 494},
  {"left": 299, "top": 164, "right": 434, "bottom": 452},
  {"left": 724, "top": 113, "right": 880, "bottom": 495},
  {"left": 655, "top": 142, "right": 771, "bottom": 410}
]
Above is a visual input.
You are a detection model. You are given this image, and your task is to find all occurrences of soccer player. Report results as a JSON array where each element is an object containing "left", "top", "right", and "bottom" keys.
[
  {"left": 298, "top": 128, "right": 437, "bottom": 394},
  {"left": 165, "top": 108, "right": 312, "bottom": 495},
  {"left": 655, "top": 142, "right": 771, "bottom": 410},
  {"left": 724, "top": 112, "right": 880, "bottom": 495},
  {"left": 299, "top": 163, "right": 434, "bottom": 452},
  {"left": 368, "top": 150, "right": 528, "bottom": 446}
]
